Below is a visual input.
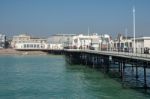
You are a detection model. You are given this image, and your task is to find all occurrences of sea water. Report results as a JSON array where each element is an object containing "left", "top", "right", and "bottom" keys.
[{"left": 0, "top": 55, "right": 149, "bottom": 99}]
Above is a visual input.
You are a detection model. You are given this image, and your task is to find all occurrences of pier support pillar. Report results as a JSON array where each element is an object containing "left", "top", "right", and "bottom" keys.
[
  {"left": 143, "top": 62, "right": 147, "bottom": 93},
  {"left": 122, "top": 61, "right": 125, "bottom": 87},
  {"left": 135, "top": 63, "right": 139, "bottom": 80}
]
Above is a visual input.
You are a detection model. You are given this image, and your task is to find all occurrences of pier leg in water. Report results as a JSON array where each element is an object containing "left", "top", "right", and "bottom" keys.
[
  {"left": 135, "top": 63, "right": 139, "bottom": 86},
  {"left": 92, "top": 56, "right": 95, "bottom": 68},
  {"left": 122, "top": 61, "right": 125, "bottom": 87},
  {"left": 119, "top": 61, "right": 122, "bottom": 78},
  {"left": 143, "top": 62, "right": 147, "bottom": 93}
]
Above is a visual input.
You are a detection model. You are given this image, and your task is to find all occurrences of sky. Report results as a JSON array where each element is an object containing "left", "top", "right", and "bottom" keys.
[{"left": 0, "top": 0, "right": 150, "bottom": 38}]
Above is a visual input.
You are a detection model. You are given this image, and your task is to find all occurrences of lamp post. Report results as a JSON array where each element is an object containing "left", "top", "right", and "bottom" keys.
[{"left": 133, "top": 6, "right": 136, "bottom": 53}]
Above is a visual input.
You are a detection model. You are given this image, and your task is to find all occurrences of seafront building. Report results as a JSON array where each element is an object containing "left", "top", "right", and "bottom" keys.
[
  {"left": 11, "top": 34, "right": 48, "bottom": 50},
  {"left": 72, "top": 33, "right": 112, "bottom": 50},
  {"left": 10, "top": 33, "right": 150, "bottom": 54},
  {"left": 47, "top": 34, "right": 76, "bottom": 49},
  {"left": 72, "top": 34, "right": 98, "bottom": 49},
  {"left": 133, "top": 37, "right": 150, "bottom": 53},
  {"left": 113, "top": 34, "right": 132, "bottom": 52},
  {"left": 101, "top": 34, "right": 113, "bottom": 51},
  {"left": 0, "top": 34, "right": 6, "bottom": 48}
]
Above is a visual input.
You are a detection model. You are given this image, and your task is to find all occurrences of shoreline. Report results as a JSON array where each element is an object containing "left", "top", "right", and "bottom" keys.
[{"left": 0, "top": 48, "right": 48, "bottom": 55}]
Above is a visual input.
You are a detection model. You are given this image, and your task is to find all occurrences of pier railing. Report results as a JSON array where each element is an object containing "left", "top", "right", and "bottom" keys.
[{"left": 65, "top": 49, "right": 150, "bottom": 61}]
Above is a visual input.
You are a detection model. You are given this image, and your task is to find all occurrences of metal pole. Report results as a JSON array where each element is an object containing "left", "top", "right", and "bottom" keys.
[
  {"left": 133, "top": 6, "right": 136, "bottom": 53},
  {"left": 88, "top": 27, "right": 90, "bottom": 36}
]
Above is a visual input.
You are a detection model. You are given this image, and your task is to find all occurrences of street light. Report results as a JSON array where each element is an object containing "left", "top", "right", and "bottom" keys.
[{"left": 133, "top": 6, "right": 136, "bottom": 53}]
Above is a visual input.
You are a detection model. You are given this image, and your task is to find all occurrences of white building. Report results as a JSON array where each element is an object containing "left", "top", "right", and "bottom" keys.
[
  {"left": 101, "top": 34, "right": 113, "bottom": 51},
  {"left": 0, "top": 34, "right": 6, "bottom": 48},
  {"left": 11, "top": 34, "right": 48, "bottom": 50},
  {"left": 113, "top": 34, "right": 132, "bottom": 52},
  {"left": 72, "top": 33, "right": 103, "bottom": 50},
  {"left": 47, "top": 34, "right": 75, "bottom": 49},
  {"left": 11, "top": 34, "right": 31, "bottom": 48},
  {"left": 133, "top": 37, "right": 150, "bottom": 53}
]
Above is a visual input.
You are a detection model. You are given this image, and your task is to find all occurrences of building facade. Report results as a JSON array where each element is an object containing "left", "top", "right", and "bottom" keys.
[
  {"left": 47, "top": 34, "right": 75, "bottom": 49},
  {"left": 101, "top": 34, "right": 113, "bottom": 51},
  {"left": 133, "top": 37, "right": 150, "bottom": 53},
  {"left": 72, "top": 33, "right": 112, "bottom": 50},
  {"left": 0, "top": 34, "right": 6, "bottom": 48},
  {"left": 11, "top": 34, "right": 48, "bottom": 49},
  {"left": 113, "top": 34, "right": 132, "bottom": 52},
  {"left": 72, "top": 34, "right": 99, "bottom": 50}
]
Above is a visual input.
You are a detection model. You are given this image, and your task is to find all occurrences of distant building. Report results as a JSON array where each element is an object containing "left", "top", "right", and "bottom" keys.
[
  {"left": 71, "top": 33, "right": 112, "bottom": 51},
  {"left": 11, "top": 34, "right": 48, "bottom": 49},
  {"left": 113, "top": 34, "right": 132, "bottom": 52},
  {"left": 0, "top": 34, "right": 6, "bottom": 48},
  {"left": 101, "top": 34, "right": 113, "bottom": 51},
  {"left": 11, "top": 34, "right": 31, "bottom": 48},
  {"left": 47, "top": 34, "right": 76, "bottom": 49},
  {"left": 72, "top": 34, "right": 96, "bottom": 49}
]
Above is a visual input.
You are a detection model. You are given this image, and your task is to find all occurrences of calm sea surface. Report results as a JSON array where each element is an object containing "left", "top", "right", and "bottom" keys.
[{"left": 0, "top": 55, "right": 149, "bottom": 99}]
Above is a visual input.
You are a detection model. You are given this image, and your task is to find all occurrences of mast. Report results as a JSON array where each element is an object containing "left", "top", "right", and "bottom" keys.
[{"left": 88, "top": 27, "right": 90, "bottom": 36}]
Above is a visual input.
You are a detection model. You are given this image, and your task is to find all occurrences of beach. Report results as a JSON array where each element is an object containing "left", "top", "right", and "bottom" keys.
[{"left": 0, "top": 48, "right": 48, "bottom": 55}]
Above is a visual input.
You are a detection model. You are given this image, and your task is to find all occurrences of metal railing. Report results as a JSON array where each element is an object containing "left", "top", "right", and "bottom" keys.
[{"left": 65, "top": 47, "right": 150, "bottom": 59}]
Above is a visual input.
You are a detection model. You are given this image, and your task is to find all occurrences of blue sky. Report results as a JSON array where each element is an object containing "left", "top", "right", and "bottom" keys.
[{"left": 0, "top": 0, "right": 150, "bottom": 37}]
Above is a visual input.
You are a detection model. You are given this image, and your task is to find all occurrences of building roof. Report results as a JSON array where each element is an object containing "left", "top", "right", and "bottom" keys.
[
  {"left": 47, "top": 35, "right": 73, "bottom": 44},
  {"left": 52, "top": 34, "right": 76, "bottom": 36},
  {"left": 132, "top": 37, "right": 150, "bottom": 40}
]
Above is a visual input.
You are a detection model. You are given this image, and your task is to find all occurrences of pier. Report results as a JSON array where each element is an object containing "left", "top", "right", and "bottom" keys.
[{"left": 64, "top": 49, "right": 150, "bottom": 93}]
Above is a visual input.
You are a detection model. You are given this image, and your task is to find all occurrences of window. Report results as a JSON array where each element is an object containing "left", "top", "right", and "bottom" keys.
[
  {"left": 34, "top": 44, "right": 36, "bottom": 48},
  {"left": 117, "top": 43, "right": 120, "bottom": 48},
  {"left": 130, "top": 42, "right": 132, "bottom": 47},
  {"left": 24, "top": 44, "right": 26, "bottom": 48},
  {"left": 125, "top": 42, "right": 128, "bottom": 47},
  {"left": 37, "top": 44, "right": 39, "bottom": 48},
  {"left": 121, "top": 43, "right": 124, "bottom": 48},
  {"left": 27, "top": 44, "right": 29, "bottom": 48}
]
